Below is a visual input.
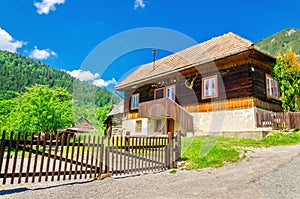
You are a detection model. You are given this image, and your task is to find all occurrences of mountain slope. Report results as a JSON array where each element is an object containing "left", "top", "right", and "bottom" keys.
[
  {"left": 256, "top": 28, "right": 300, "bottom": 57},
  {"left": 0, "top": 50, "right": 118, "bottom": 107}
]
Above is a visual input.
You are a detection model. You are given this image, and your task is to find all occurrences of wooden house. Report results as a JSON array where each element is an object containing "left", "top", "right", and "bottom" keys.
[
  {"left": 104, "top": 100, "right": 124, "bottom": 136},
  {"left": 114, "top": 32, "right": 281, "bottom": 139},
  {"left": 63, "top": 117, "right": 96, "bottom": 134}
]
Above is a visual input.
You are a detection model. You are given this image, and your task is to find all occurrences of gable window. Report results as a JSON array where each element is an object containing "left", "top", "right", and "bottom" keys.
[
  {"left": 266, "top": 74, "right": 279, "bottom": 99},
  {"left": 202, "top": 75, "right": 218, "bottom": 99},
  {"left": 136, "top": 120, "right": 142, "bottom": 133},
  {"left": 131, "top": 93, "right": 139, "bottom": 110},
  {"left": 166, "top": 85, "right": 176, "bottom": 101},
  {"left": 154, "top": 88, "right": 165, "bottom": 99}
]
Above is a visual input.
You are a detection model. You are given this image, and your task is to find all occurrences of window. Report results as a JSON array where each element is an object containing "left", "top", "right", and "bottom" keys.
[
  {"left": 155, "top": 119, "right": 162, "bottom": 132},
  {"left": 202, "top": 75, "right": 218, "bottom": 99},
  {"left": 166, "top": 85, "right": 176, "bottom": 101},
  {"left": 136, "top": 120, "right": 142, "bottom": 133},
  {"left": 131, "top": 94, "right": 139, "bottom": 110},
  {"left": 266, "top": 74, "right": 279, "bottom": 99},
  {"left": 154, "top": 88, "right": 164, "bottom": 99}
]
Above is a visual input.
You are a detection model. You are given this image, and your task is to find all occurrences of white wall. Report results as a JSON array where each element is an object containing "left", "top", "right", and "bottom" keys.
[
  {"left": 122, "top": 108, "right": 271, "bottom": 139},
  {"left": 122, "top": 118, "right": 187, "bottom": 136},
  {"left": 191, "top": 108, "right": 258, "bottom": 135},
  {"left": 122, "top": 118, "right": 148, "bottom": 136}
]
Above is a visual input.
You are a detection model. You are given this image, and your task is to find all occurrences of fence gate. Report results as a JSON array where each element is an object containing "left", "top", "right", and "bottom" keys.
[{"left": 0, "top": 131, "right": 180, "bottom": 185}]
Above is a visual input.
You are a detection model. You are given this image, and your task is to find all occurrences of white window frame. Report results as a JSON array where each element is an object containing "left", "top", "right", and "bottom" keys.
[
  {"left": 266, "top": 74, "right": 280, "bottom": 100},
  {"left": 202, "top": 75, "right": 218, "bottom": 99},
  {"left": 166, "top": 85, "right": 176, "bottom": 101},
  {"left": 131, "top": 93, "right": 139, "bottom": 110}
]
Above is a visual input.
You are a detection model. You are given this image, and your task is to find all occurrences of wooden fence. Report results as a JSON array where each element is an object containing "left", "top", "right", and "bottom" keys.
[
  {"left": 256, "top": 112, "right": 300, "bottom": 129},
  {"left": 0, "top": 131, "right": 181, "bottom": 185}
]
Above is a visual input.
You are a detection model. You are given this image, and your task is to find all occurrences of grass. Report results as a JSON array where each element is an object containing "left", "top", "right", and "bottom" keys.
[{"left": 181, "top": 129, "right": 300, "bottom": 170}]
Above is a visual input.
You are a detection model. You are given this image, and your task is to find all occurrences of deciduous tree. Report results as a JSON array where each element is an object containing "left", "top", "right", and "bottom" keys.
[
  {"left": 0, "top": 84, "right": 74, "bottom": 135},
  {"left": 272, "top": 51, "right": 300, "bottom": 112}
]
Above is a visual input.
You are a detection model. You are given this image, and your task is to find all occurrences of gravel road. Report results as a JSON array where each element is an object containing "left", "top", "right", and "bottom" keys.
[{"left": 1, "top": 144, "right": 300, "bottom": 199}]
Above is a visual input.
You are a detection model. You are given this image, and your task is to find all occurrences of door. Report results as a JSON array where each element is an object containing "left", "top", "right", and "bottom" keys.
[{"left": 167, "top": 118, "right": 174, "bottom": 133}]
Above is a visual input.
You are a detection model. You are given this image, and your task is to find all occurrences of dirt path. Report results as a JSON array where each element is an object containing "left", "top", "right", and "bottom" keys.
[{"left": 2, "top": 144, "right": 300, "bottom": 199}]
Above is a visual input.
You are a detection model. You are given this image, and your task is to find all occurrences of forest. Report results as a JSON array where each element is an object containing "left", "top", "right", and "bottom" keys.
[{"left": 0, "top": 50, "right": 120, "bottom": 134}]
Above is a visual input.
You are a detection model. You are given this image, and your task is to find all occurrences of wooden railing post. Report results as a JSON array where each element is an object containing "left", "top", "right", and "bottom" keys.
[{"left": 168, "top": 132, "right": 174, "bottom": 169}]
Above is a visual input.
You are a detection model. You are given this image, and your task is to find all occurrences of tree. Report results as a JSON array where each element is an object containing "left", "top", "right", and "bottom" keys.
[
  {"left": 96, "top": 104, "right": 112, "bottom": 131},
  {"left": 272, "top": 50, "right": 300, "bottom": 112},
  {"left": 0, "top": 84, "right": 74, "bottom": 134}
]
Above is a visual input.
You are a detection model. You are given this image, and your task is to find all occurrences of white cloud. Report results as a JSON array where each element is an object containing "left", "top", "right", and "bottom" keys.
[
  {"left": 0, "top": 27, "right": 24, "bottom": 52},
  {"left": 134, "top": 0, "right": 145, "bottom": 9},
  {"left": 92, "top": 78, "right": 117, "bottom": 87},
  {"left": 66, "top": 69, "right": 117, "bottom": 87},
  {"left": 34, "top": 0, "right": 65, "bottom": 15},
  {"left": 29, "top": 46, "right": 57, "bottom": 60},
  {"left": 67, "top": 70, "right": 100, "bottom": 81}
]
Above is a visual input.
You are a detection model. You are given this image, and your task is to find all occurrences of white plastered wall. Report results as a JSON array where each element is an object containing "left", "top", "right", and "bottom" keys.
[
  {"left": 192, "top": 108, "right": 258, "bottom": 135},
  {"left": 122, "top": 118, "right": 148, "bottom": 136},
  {"left": 122, "top": 117, "right": 188, "bottom": 136}
]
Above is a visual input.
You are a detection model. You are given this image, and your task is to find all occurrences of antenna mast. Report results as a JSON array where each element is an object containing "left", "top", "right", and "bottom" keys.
[{"left": 152, "top": 49, "right": 157, "bottom": 70}]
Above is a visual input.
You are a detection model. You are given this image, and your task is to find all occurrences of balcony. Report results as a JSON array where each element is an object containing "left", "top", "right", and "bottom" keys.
[{"left": 138, "top": 98, "right": 194, "bottom": 131}]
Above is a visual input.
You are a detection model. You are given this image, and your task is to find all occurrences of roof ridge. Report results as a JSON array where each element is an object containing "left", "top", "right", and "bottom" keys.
[
  {"left": 115, "top": 32, "right": 266, "bottom": 90},
  {"left": 226, "top": 31, "right": 254, "bottom": 45}
]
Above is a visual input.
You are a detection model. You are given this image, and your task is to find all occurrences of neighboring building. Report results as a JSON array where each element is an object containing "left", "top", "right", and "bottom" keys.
[
  {"left": 61, "top": 117, "right": 96, "bottom": 135},
  {"left": 104, "top": 100, "right": 124, "bottom": 136},
  {"left": 114, "top": 32, "right": 282, "bottom": 139}
]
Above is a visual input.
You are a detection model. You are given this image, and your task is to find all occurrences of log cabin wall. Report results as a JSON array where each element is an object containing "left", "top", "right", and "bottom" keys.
[
  {"left": 249, "top": 50, "right": 282, "bottom": 111},
  {"left": 123, "top": 49, "right": 281, "bottom": 116},
  {"left": 124, "top": 84, "right": 155, "bottom": 118}
]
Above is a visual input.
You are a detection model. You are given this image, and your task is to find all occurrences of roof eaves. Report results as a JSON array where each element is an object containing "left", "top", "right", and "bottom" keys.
[
  {"left": 253, "top": 45, "right": 277, "bottom": 59},
  {"left": 114, "top": 47, "right": 253, "bottom": 91}
]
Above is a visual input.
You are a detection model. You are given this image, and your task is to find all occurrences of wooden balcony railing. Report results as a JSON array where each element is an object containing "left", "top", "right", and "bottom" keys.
[{"left": 138, "top": 98, "right": 194, "bottom": 131}]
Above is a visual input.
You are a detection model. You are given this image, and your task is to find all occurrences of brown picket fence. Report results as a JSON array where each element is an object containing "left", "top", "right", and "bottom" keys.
[
  {"left": 0, "top": 131, "right": 181, "bottom": 185},
  {"left": 256, "top": 112, "right": 300, "bottom": 129}
]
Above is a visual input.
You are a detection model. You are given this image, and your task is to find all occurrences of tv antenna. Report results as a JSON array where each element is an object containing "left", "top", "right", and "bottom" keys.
[{"left": 152, "top": 49, "right": 157, "bottom": 70}]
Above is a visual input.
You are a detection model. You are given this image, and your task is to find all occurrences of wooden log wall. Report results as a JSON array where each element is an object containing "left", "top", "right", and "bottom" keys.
[{"left": 123, "top": 49, "right": 281, "bottom": 115}]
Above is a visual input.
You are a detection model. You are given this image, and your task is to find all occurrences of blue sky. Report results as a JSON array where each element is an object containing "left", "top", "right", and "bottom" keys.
[{"left": 0, "top": 0, "right": 299, "bottom": 89}]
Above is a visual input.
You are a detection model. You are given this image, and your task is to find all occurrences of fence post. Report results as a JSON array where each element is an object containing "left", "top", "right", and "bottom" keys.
[
  {"left": 0, "top": 131, "right": 6, "bottom": 178},
  {"left": 168, "top": 132, "right": 174, "bottom": 169},
  {"left": 125, "top": 136, "right": 129, "bottom": 152},
  {"left": 105, "top": 137, "right": 110, "bottom": 173},
  {"left": 174, "top": 131, "right": 181, "bottom": 168}
]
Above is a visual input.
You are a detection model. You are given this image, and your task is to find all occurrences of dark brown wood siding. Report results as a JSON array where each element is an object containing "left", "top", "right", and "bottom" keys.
[
  {"left": 123, "top": 50, "right": 281, "bottom": 113},
  {"left": 125, "top": 84, "right": 155, "bottom": 115},
  {"left": 251, "top": 63, "right": 281, "bottom": 108}
]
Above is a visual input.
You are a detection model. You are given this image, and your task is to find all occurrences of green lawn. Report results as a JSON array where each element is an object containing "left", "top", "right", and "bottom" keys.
[{"left": 181, "top": 129, "right": 300, "bottom": 170}]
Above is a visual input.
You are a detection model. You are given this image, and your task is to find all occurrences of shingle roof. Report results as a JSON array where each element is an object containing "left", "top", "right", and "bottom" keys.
[
  {"left": 107, "top": 100, "right": 124, "bottom": 116},
  {"left": 115, "top": 32, "right": 256, "bottom": 90}
]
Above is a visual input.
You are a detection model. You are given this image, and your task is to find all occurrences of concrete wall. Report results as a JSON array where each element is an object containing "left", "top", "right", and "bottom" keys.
[
  {"left": 191, "top": 107, "right": 271, "bottom": 139},
  {"left": 122, "top": 107, "right": 272, "bottom": 139}
]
